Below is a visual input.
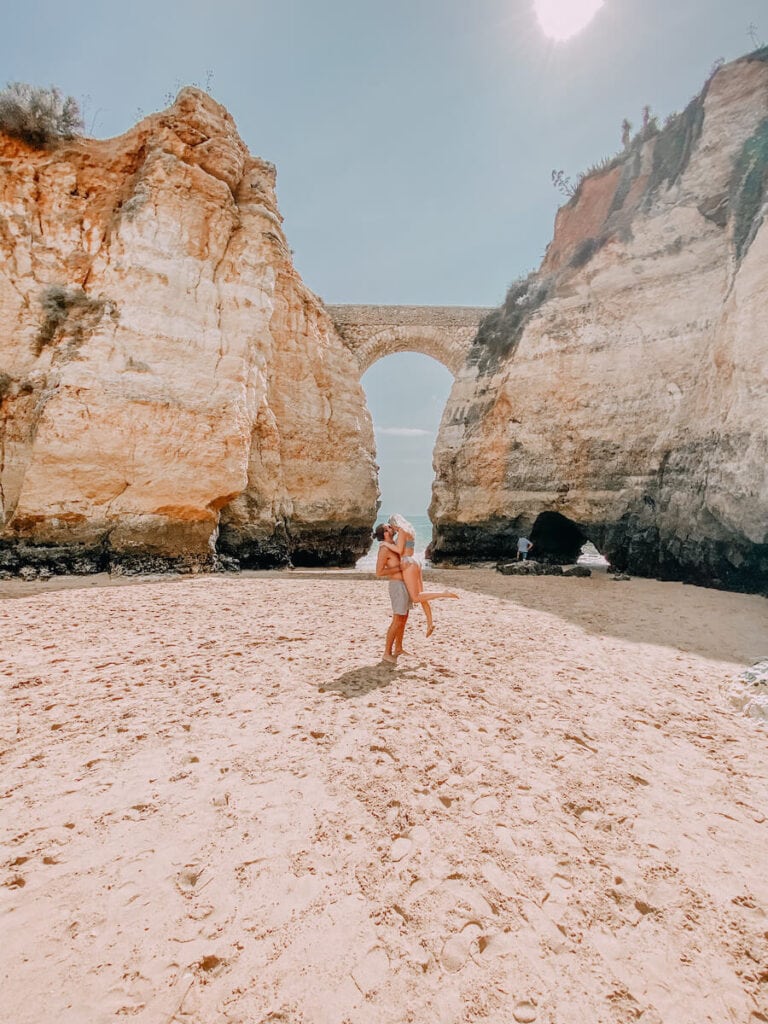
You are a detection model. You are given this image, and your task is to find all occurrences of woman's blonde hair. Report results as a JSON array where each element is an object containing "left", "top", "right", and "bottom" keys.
[{"left": 388, "top": 513, "right": 415, "bottom": 536}]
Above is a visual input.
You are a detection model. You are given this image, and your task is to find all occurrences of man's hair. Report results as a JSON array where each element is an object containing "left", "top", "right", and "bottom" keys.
[{"left": 374, "top": 523, "right": 388, "bottom": 542}]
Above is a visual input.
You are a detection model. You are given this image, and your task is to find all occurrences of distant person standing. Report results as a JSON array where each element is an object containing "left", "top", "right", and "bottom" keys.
[{"left": 517, "top": 536, "right": 534, "bottom": 561}]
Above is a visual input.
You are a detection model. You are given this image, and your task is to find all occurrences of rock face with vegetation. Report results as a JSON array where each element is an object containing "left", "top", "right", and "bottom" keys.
[
  {"left": 0, "top": 88, "right": 377, "bottom": 573},
  {"left": 431, "top": 52, "right": 768, "bottom": 592}
]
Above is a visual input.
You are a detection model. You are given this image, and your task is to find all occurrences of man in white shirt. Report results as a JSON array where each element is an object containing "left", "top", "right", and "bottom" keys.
[{"left": 517, "top": 536, "right": 534, "bottom": 561}]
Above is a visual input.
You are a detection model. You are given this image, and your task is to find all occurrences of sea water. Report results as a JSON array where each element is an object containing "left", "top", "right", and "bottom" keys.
[{"left": 356, "top": 513, "right": 433, "bottom": 571}]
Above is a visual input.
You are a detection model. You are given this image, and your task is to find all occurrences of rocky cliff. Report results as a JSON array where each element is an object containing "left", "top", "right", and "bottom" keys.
[
  {"left": 0, "top": 89, "right": 377, "bottom": 574},
  {"left": 431, "top": 51, "right": 768, "bottom": 592},
  {"left": 3, "top": 59, "right": 767, "bottom": 590}
]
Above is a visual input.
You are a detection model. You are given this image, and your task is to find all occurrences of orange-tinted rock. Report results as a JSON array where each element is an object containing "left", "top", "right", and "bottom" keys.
[
  {"left": 432, "top": 55, "right": 768, "bottom": 592},
  {"left": 0, "top": 89, "right": 377, "bottom": 573}
]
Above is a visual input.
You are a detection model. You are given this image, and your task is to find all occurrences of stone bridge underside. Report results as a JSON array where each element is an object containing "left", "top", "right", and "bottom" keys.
[{"left": 326, "top": 304, "right": 493, "bottom": 376}]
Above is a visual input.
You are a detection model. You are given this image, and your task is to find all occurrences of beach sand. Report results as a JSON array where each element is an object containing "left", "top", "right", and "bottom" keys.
[{"left": 1, "top": 566, "right": 767, "bottom": 1023}]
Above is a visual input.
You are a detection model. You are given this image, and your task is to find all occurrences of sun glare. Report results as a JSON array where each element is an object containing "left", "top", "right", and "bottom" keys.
[{"left": 533, "top": 0, "right": 605, "bottom": 42}]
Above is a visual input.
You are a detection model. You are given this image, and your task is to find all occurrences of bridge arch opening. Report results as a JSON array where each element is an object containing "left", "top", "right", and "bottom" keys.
[
  {"left": 355, "top": 325, "right": 463, "bottom": 377},
  {"left": 359, "top": 351, "right": 454, "bottom": 558},
  {"left": 327, "top": 304, "right": 492, "bottom": 379}
]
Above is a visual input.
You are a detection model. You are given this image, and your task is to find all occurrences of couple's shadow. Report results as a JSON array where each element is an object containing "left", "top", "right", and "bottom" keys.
[{"left": 323, "top": 659, "right": 426, "bottom": 698}]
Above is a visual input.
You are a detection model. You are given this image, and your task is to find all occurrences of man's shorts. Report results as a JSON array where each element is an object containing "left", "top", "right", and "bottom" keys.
[{"left": 388, "top": 580, "right": 412, "bottom": 615}]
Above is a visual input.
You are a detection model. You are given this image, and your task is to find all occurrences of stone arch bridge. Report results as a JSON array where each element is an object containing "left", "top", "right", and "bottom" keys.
[{"left": 326, "top": 304, "right": 493, "bottom": 376}]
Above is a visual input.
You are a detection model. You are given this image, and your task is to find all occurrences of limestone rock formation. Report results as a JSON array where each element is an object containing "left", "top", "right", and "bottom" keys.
[
  {"left": 431, "top": 52, "right": 768, "bottom": 592},
  {"left": 0, "top": 89, "right": 377, "bottom": 573}
]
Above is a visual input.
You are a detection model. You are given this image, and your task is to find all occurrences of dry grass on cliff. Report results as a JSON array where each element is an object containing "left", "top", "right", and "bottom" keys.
[
  {"left": 0, "top": 82, "right": 82, "bottom": 148},
  {"left": 33, "top": 285, "right": 115, "bottom": 357},
  {"left": 2, "top": 567, "right": 767, "bottom": 1023}
]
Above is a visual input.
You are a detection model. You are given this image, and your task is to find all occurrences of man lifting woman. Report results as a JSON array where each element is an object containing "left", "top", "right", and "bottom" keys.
[{"left": 375, "top": 515, "right": 458, "bottom": 661}]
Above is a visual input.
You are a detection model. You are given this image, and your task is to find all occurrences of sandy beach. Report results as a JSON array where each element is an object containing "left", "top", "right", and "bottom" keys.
[{"left": 1, "top": 566, "right": 767, "bottom": 1024}]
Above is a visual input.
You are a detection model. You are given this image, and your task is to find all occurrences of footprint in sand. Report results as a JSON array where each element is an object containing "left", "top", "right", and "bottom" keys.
[
  {"left": 440, "top": 922, "right": 482, "bottom": 972},
  {"left": 481, "top": 859, "right": 519, "bottom": 899},
  {"left": 389, "top": 837, "right": 412, "bottom": 862},
  {"left": 472, "top": 794, "right": 500, "bottom": 815},
  {"left": 495, "top": 824, "right": 517, "bottom": 851},
  {"left": 385, "top": 800, "right": 401, "bottom": 823},
  {"left": 351, "top": 946, "right": 390, "bottom": 995},
  {"left": 175, "top": 865, "right": 206, "bottom": 895},
  {"left": 188, "top": 904, "right": 215, "bottom": 921},
  {"left": 515, "top": 796, "right": 538, "bottom": 823},
  {"left": 470, "top": 927, "right": 519, "bottom": 964},
  {"left": 513, "top": 1001, "right": 538, "bottom": 1023}
]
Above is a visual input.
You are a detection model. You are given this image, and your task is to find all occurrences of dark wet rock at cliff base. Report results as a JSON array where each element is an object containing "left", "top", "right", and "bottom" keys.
[
  {"left": 0, "top": 541, "right": 109, "bottom": 578},
  {"left": 214, "top": 554, "right": 241, "bottom": 573},
  {"left": 218, "top": 520, "right": 371, "bottom": 570},
  {"left": 563, "top": 565, "right": 592, "bottom": 577},
  {"left": 109, "top": 553, "right": 216, "bottom": 576},
  {"left": 496, "top": 561, "right": 564, "bottom": 576},
  {"left": 432, "top": 519, "right": 526, "bottom": 564},
  {"left": 493, "top": 558, "right": 592, "bottom": 578},
  {"left": 497, "top": 561, "right": 534, "bottom": 575},
  {"left": 436, "top": 515, "right": 768, "bottom": 595}
]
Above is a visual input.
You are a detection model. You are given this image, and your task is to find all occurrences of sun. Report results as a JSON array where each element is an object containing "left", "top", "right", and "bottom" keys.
[{"left": 533, "top": 0, "right": 605, "bottom": 42}]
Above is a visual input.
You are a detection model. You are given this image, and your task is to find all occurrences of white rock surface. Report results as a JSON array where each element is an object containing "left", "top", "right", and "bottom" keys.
[
  {"left": 0, "top": 89, "right": 377, "bottom": 572},
  {"left": 431, "top": 55, "right": 768, "bottom": 591}
]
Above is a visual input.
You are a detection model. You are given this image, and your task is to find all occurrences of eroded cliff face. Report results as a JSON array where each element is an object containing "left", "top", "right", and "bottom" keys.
[
  {"left": 432, "top": 53, "right": 768, "bottom": 591},
  {"left": 0, "top": 89, "right": 377, "bottom": 573}
]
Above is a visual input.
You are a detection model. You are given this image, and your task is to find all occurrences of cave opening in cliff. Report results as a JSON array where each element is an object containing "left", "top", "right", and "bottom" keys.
[
  {"left": 359, "top": 351, "right": 454, "bottom": 559},
  {"left": 529, "top": 510, "right": 603, "bottom": 564}
]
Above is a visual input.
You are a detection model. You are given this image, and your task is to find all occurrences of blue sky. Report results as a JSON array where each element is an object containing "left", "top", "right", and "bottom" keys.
[{"left": 3, "top": 0, "right": 765, "bottom": 512}]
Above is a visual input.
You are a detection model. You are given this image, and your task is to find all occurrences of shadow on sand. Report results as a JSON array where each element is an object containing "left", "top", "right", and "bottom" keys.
[
  {"left": 438, "top": 566, "right": 767, "bottom": 664},
  {"left": 322, "top": 659, "right": 429, "bottom": 698},
  {"left": 322, "top": 661, "right": 397, "bottom": 698}
]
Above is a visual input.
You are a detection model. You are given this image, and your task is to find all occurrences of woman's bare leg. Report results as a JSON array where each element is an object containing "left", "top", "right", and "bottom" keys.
[
  {"left": 401, "top": 563, "right": 457, "bottom": 636},
  {"left": 402, "top": 563, "right": 459, "bottom": 602},
  {"left": 401, "top": 564, "right": 432, "bottom": 635},
  {"left": 419, "top": 598, "right": 435, "bottom": 637}
]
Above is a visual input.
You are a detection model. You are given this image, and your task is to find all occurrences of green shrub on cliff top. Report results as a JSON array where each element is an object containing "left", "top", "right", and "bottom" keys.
[
  {"left": 0, "top": 82, "right": 83, "bottom": 147},
  {"left": 470, "top": 273, "right": 552, "bottom": 375}
]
